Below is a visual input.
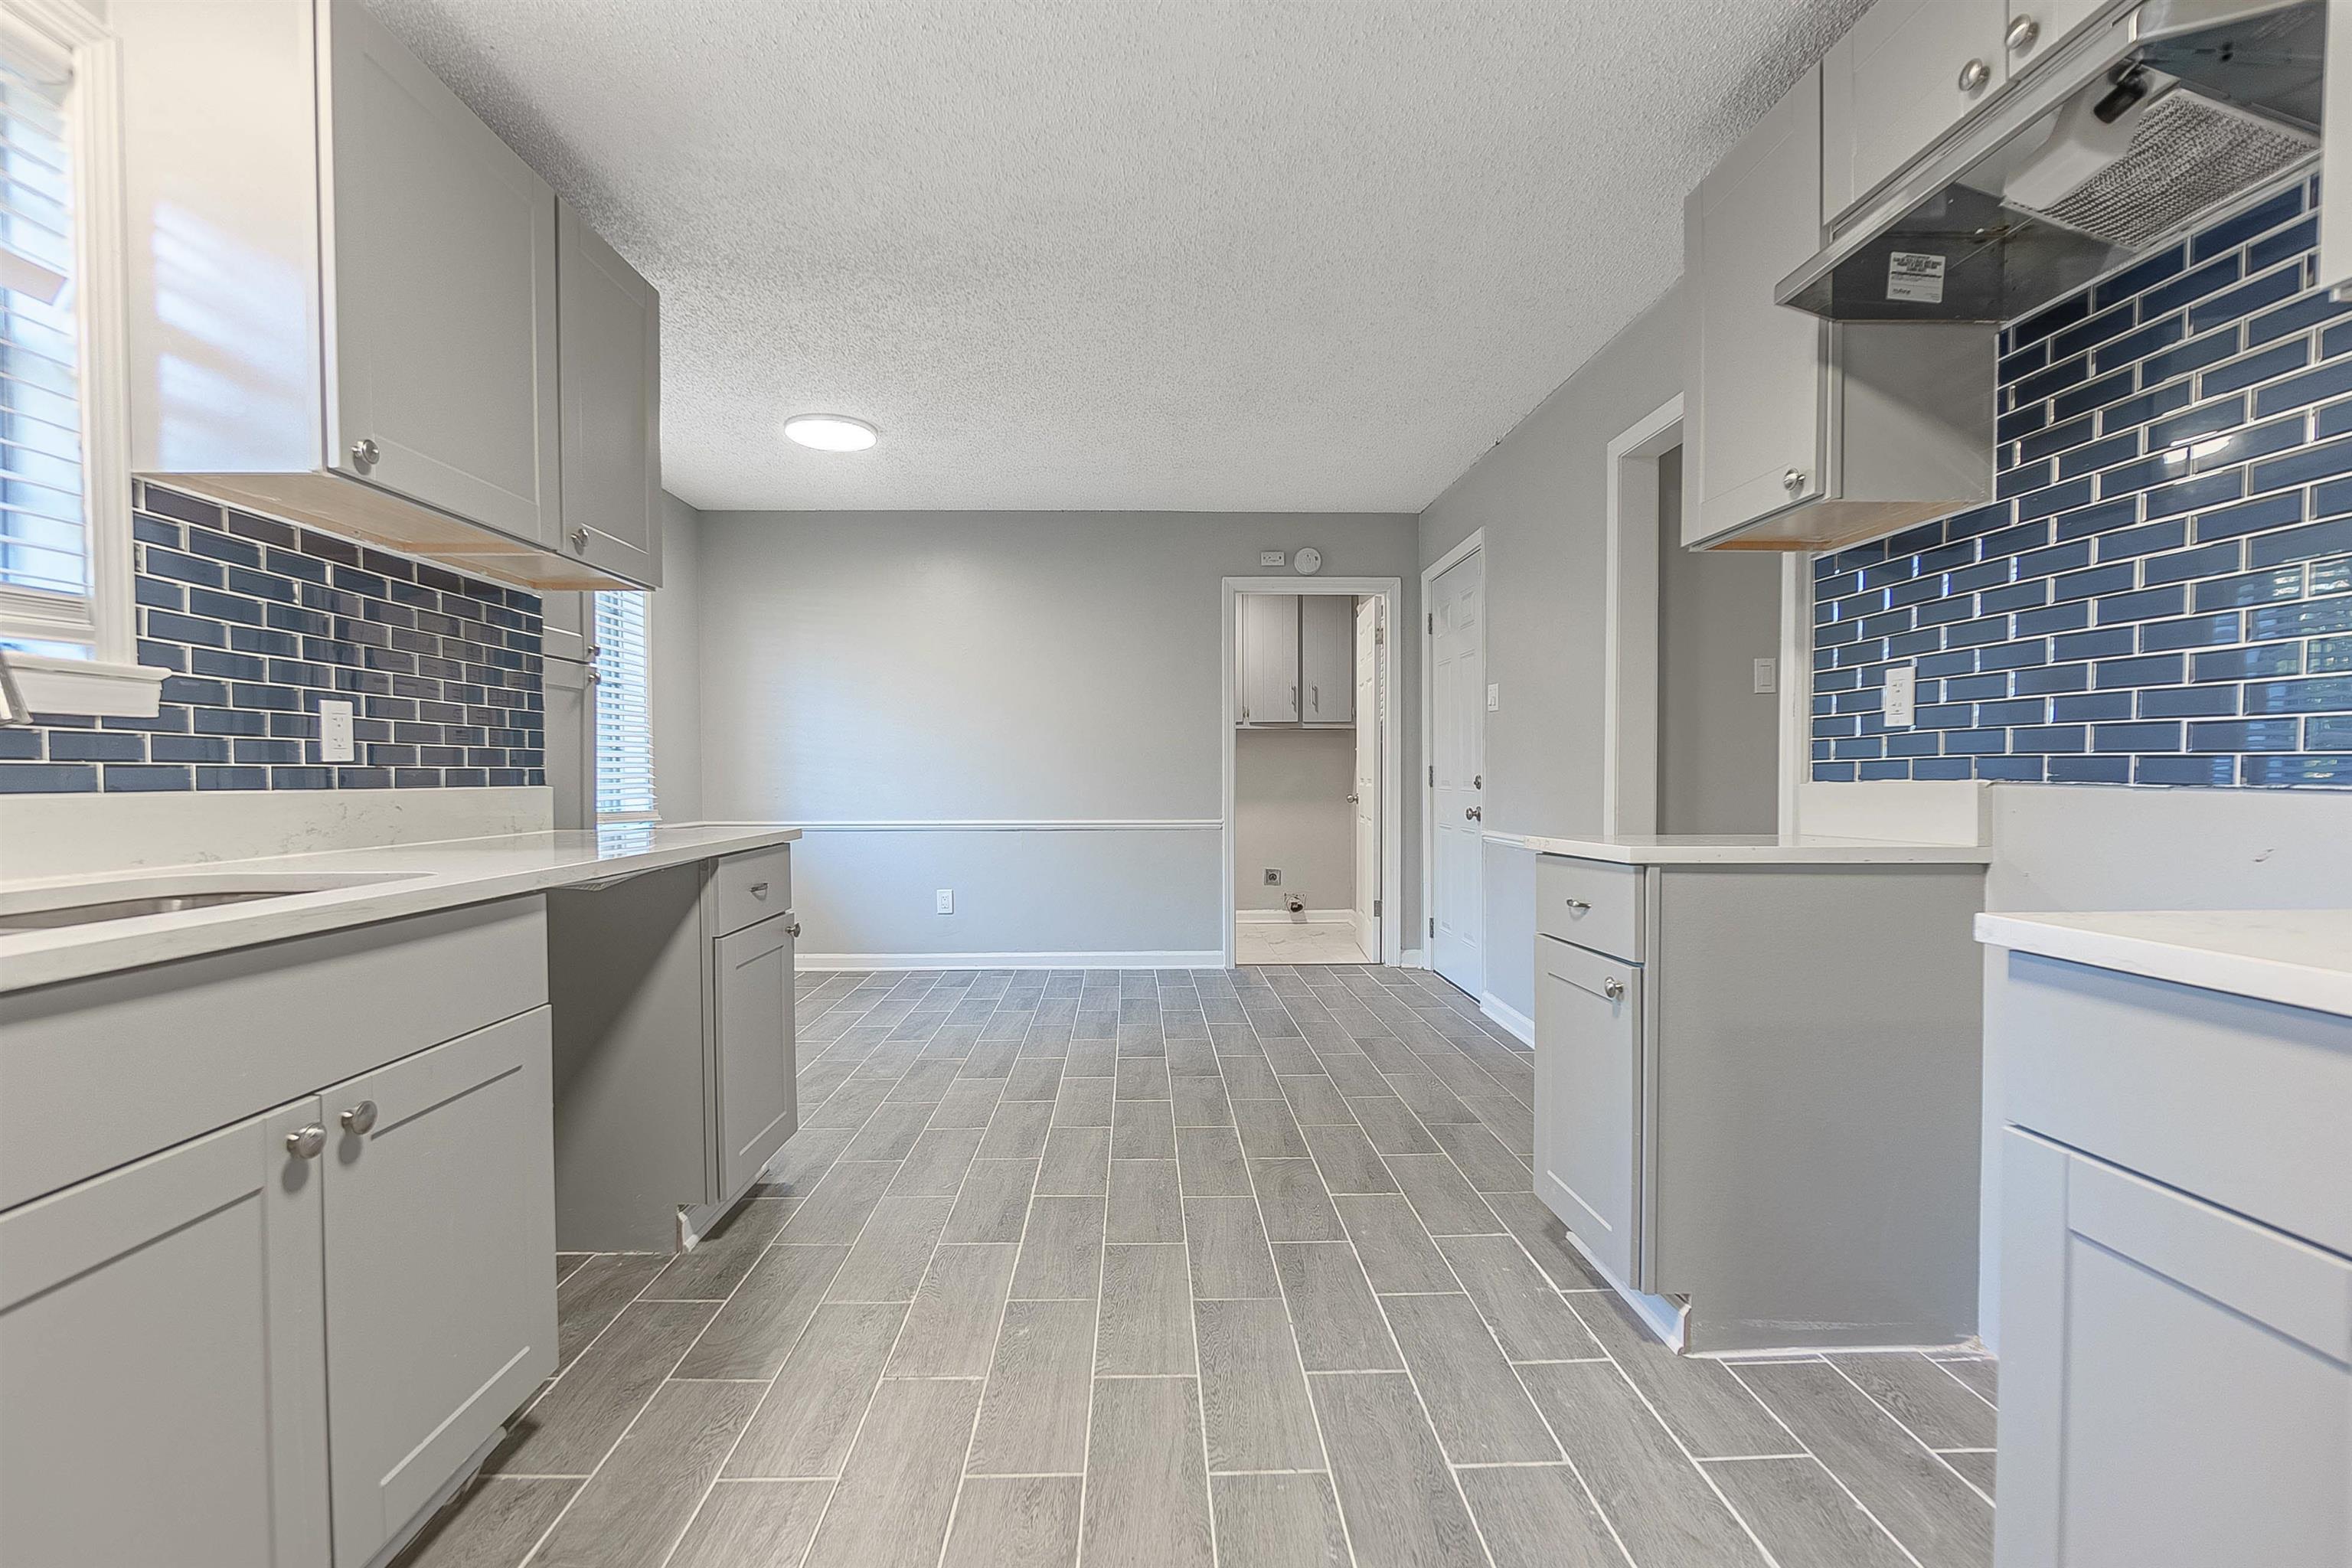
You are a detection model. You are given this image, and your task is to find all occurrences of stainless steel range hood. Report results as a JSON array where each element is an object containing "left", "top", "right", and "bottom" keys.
[{"left": 1779, "top": 0, "right": 2325, "bottom": 322}]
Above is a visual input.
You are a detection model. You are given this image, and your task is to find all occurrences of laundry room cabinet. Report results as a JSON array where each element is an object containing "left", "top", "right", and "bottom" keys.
[{"left": 1236, "top": 594, "right": 1353, "bottom": 726}]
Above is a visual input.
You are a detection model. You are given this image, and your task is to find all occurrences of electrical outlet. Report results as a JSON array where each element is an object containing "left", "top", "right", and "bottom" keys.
[
  {"left": 935, "top": 888, "right": 955, "bottom": 914},
  {"left": 318, "top": 699, "right": 355, "bottom": 763},
  {"left": 1753, "top": 657, "right": 1778, "bottom": 694},
  {"left": 1884, "top": 664, "right": 1918, "bottom": 727},
  {"left": 1263, "top": 868, "right": 1282, "bottom": 886}
]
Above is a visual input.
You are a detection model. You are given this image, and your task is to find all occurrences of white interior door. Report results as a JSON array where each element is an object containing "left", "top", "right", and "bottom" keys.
[
  {"left": 1429, "top": 553, "right": 1485, "bottom": 994},
  {"left": 1352, "top": 598, "right": 1380, "bottom": 959}
]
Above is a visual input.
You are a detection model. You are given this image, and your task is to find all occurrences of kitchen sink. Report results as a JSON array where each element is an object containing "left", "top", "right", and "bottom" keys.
[
  {"left": 0, "top": 890, "right": 332, "bottom": 932},
  {"left": 0, "top": 873, "right": 422, "bottom": 933}
]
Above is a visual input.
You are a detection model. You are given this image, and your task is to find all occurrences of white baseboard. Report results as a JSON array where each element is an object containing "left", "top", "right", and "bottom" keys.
[
  {"left": 1398, "top": 947, "right": 1426, "bottom": 969},
  {"left": 1479, "top": 992, "right": 1534, "bottom": 1046},
  {"left": 798, "top": 949, "right": 1227, "bottom": 972},
  {"left": 1234, "top": 908, "right": 1354, "bottom": 924}
]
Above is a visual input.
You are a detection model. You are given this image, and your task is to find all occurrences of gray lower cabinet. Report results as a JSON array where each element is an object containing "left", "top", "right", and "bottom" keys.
[
  {"left": 550, "top": 846, "right": 799, "bottom": 1250},
  {"left": 1534, "top": 936, "right": 1642, "bottom": 1285},
  {"left": 1999, "top": 1129, "right": 2350, "bottom": 1567},
  {"left": 322, "top": 1009, "right": 559, "bottom": 1567},
  {"left": 714, "top": 914, "right": 799, "bottom": 1199},
  {"left": 1530, "top": 853, "right": 1984, "bottom": 1351},
  {"left": 1988, "top": 949, "right": 2352, "bottom": 1565},
  {"left": 0, "top": 1098, "right": 332, "bottom": 1568}
]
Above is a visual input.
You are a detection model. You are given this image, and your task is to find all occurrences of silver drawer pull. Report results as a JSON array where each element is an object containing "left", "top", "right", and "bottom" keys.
[
  {"left": 1563, "top": 898, "right": 1592, "bottom": 912},
  {"left": 1602, "top": 978, "right": 1625, "bottom": 1002},
  {"left": 339, "top": 1099, "right": 378, "bottom": 1135},
  {"left": 286, "top": 1125, "right": 325, "bottom": 1160},
  {"left": 788, "top": 919, "right": 802, "bottom": 939},
  {"left": 749, "top": 881, "right": 770, "bottom": 897}
]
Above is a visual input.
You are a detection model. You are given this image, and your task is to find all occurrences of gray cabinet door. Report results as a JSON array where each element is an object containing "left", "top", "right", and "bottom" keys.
[
  {"left": 324, "top": 0, "right": 560, "bottom": 545},
  {"left": 557, "top": 202, "right": 662, "bottom": 586},
  {"left": 1821, "top": 0, "right": 2006, "bottom": 218},
  {"left": 1237, "top": 593, "right": 1300, "bottom": 724},
  {"left": 1298, "top": 593, "right": 1353, "bottom": 724},
  {"left": 0, "top": 1099, "right": 331, "bottom": 1568},
  {"left": 541, "top": 590, "right": 593, "bottom": 665},
  {"left": 544, "top": 653, "right": 595, "bottom": 830},
  {"left": 1534, "top": 936, "right": 1645, "bottom": 1288},
  {"left": 321, "top": 1008, "right": 558, "bottom": 1567},
  {"left": 1683, "top": 66, "right": 1828, "bottom": 546},
  {"left": 1998, "top": 1129, "right": 2352, "bottom": 1567},
  {"left": 714, "top": 913, "right": 800, "bottom": 1199}
]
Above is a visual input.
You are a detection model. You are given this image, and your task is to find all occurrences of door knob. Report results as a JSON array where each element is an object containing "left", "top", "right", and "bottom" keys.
[
  {"left": 1465, "top": 806, "right": 1482, "bottom": 821},
  {"left": 1957, "top": 57, "right": 1991, "bottom": 92},
  {"left": 286, "top": 1125, "right": 325, "bottom": 1159},
  {"left": 2004, "top": 15, "right": 2038, "bottom": 51},
  {"left": 339, "top": 1099, "right": 378, "bottom": 1135},
  {"left": 349, "top": 438, "right": 379, "bottom": 469}
]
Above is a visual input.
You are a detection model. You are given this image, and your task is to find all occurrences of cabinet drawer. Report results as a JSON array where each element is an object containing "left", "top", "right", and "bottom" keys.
[
  {"left": 710, "top": 847, "right": 791, "bottom": 936},
  {"left": 1536, "top": 856, "right": 1645, "bottom": 961}
]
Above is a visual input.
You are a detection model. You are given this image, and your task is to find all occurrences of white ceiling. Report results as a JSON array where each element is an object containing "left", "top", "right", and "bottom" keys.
[{"left": 366, "top": 0, "right": 1867, "bottom": 514}]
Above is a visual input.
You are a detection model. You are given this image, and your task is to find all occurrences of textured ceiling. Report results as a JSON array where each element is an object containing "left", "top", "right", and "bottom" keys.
[{"left": 365, "top": 0, "right": 1868, "bottom": 514}]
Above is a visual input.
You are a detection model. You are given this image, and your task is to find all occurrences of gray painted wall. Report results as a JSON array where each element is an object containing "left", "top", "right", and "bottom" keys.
[
  {"left": 652, "top": 492, "right": 705, "bottom": 822},
  {"left": 1655, "top": 446, "right": 1779, "bottom": 835},
  {"left": 693, "top": 510, "right": 1419, "bottom": 958},
  {"left": 1419, "top": 283, "right": 1685, "bottom": 1016},
  {"left": 1234, "top": 727, "right": 1355, "bottom": 911}
]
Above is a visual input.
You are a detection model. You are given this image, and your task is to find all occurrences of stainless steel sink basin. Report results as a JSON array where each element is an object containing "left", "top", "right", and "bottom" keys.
[{"left": 0, "top": 890, "right": 329, "bottom": 932}]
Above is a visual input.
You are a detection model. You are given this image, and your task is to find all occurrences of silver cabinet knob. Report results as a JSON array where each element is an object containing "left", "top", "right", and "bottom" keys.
[
  {"left": 1602, "top": 978, "right": 1626, "bottom": 1002},
  {"left": 1465, "top": 805, "right": 1482, "bottom": 821},
  {"left": 286, "top": 1125, "right": 326, "bottom": 1159},
  {"left": 1563, "top": 897, "right": 1592, "bottom": 912},
  {"left": 585, "top": 644, "right": 603, "bottom": 658},
  {"left": 1346, "top": 791, "right": 1361, "bottom": 802},
  {"left": 1957, "top": 57, "right": 1991, "bottom": 92},
  {"left": 1783, "top": 468, "right": 1806, "bottom": 493},
  {"left": 787, "top": 919, "right": 802, "bottom": 939},
  {"left": 571, "top": 527, "right": 590, "bottom": 552},
  {"left": 585, "top": 668, "right": 603, "bottom": 684},
  {"left": 2004, "top": 15, "right": 2039, "bottom": 51},
  {"left": 339, "top": 1099, "right": 378, "bottom": 1135},
  {"left": 349, "top": 437, "right": 380, "bottom": 469}
]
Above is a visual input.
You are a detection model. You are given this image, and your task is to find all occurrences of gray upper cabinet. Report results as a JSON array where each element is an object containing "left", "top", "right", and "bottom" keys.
[
  {"left": 326, "top": 0, "right": 560, "bottom": 547},
  {"left": 1821, "top": 0, "right": 2007, "bottom": 222},
  {"left": 540, "top": 590, "right": 593, "bottom": 665},
  {"left": 1684, "top": 64, "right": 1828, "bottom": 547},
  {"left": 713, "top": 913, "right": 799, "bottom": 1199},
  {"left": 1298, "top": 593, "right": 1354, "bottom": 725},
  {"left": 320, "top": 1008, "right": 558, "bottom": 1568},
  {"left": 0, "top": 1099, "right": 332, "bottom": 1568},
  {"left": 557, "top": 204, "right": 663, "bottom": 586},
  {"left": 1236, "top": 593, "right": 1300, "bottom": 724}
]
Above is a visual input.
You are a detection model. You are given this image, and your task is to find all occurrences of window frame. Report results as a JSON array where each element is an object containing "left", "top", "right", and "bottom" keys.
[
  {"left": 0, "top": 0, "right": 153, "bottom": 717},
  {"left": 591, "top": 588, "right": 657, "bottom": 824}
]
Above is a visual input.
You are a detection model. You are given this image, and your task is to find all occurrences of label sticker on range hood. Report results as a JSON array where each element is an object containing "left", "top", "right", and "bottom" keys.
[{"left": 1886, "top": 251, "right": 1947, "bottom": 304}]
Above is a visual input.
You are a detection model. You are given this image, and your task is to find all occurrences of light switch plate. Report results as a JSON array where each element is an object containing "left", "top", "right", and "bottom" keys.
[
  {"left": 319, "top": 699, "right": 355, "bottom": 763},
  {"left": 1753, "top": 657, "right": 1778, "bottom": 694},
  {"left": 1259, "top": 550, "right": 1285, "bottom": 568},
  {"left": 1486, "top": 683, "right": 1499, "bottom": 711},
  {"left": 935, "top": 888, "right": 955, "bottom": 914},
  {"left": 1884, "top": 665, "right": 1917, "bottom": 727}
]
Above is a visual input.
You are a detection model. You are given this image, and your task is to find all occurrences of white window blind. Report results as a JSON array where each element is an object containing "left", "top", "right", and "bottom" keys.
[
  {"left": 593, "top": 590, "right": 656, "bottom": 822},
  {"left": 0, "top": 28, "right": 88, "bottom": 645}
]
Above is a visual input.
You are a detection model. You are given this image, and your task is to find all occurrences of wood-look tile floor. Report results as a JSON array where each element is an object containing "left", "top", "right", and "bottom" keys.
[{"left": 397, "top": 965, "right": 1996, "bottom": 1568}]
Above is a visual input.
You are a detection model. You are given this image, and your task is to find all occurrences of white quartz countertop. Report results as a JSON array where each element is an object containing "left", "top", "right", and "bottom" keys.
[
  {"left": 1975, "top": 909, "right": 2352, "bottom": 1018},
  {"left": 0, "top": 824, "right": 801, "bottom": 994},
  {"left": 1521, "top": 832, "right": 1994, "bottom": 865}
]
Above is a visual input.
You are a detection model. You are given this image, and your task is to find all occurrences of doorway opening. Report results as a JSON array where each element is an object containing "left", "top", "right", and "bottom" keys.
[{"left": 1220, "top": 578, "right": 1400, "bottom": 967}]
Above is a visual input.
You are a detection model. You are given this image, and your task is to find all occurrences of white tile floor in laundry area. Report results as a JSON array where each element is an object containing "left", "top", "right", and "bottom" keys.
[
  {"left": 397, "top": 964, "right": 1994, "bottom": 1568},
  {"left": 1234, "top": 921, "right": 1370, "bottom": 965}
]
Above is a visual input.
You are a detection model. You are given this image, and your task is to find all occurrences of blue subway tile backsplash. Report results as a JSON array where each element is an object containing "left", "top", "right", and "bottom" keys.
[
  {"left": 1812, "top": 171, "right": 2352, "bottom": 789},
  {"left": 0, "top": 485, "right": 546, "bottom": 795}
]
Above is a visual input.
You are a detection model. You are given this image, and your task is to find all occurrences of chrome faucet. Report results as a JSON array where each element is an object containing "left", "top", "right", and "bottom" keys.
[{"left": 0, "top": 647, "right": 31, "bottom": 727}]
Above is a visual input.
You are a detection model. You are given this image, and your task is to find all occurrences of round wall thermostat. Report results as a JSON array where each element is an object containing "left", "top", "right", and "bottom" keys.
[{"left": 1294, "top": 547, "right": 1322, "bottom": 575}]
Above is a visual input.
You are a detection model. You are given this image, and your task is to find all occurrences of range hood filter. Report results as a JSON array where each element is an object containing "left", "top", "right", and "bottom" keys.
[{"left": 2004, "top": 86, "right": 2318, "bottom": 250}]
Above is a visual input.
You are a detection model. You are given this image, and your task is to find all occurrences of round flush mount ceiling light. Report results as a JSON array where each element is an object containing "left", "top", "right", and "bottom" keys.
[{"left": 783, "top": 413, "right": 878, "bottom": 452}]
